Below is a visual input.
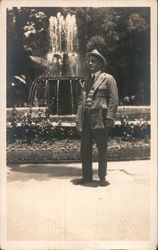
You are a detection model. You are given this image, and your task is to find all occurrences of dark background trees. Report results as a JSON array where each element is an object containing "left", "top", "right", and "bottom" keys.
[{"left": 7, "top": 7, "right": 150, "bottom": 107}]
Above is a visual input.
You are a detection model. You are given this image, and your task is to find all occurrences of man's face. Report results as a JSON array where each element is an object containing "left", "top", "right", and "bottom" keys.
[{"left": 87, "top": 55, "right": 103, "bottom": 73}]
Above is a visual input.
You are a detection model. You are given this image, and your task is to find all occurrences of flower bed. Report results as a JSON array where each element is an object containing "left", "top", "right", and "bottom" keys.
[
  {"left": 7, "top": 107, "right": 150, "bottom": 163},
  {"left": 7, "top": 137, "right": 150, "bottom": 164},
  {"left": 7, "top": 107, "right": 150, "bottom": 143}
]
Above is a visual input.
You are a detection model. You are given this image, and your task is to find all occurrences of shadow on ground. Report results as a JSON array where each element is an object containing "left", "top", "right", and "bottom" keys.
[
  {"left": 71, "top": 178, "right": 101, "bottom": 188},
  {"left": 7, "top": 164, "right": 98, "bottom": 182}
]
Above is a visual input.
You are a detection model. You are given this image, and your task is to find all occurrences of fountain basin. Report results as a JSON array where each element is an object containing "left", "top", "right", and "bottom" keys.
[{"left": 28, "top": 76, "right": 86, "bottom": 115}]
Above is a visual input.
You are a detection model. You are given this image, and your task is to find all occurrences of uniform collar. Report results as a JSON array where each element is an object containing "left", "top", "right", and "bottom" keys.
[{"left": 92, "top": 70, "right": 102, "bottom": 80}]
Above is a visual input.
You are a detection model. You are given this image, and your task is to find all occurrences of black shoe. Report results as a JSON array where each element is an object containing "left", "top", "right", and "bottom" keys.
[
  {"left": 76, "top": 178, "right": 92, "bottom": 185},
  {"left": 99, "top": 178, "right": 110, "bottom": 187}
]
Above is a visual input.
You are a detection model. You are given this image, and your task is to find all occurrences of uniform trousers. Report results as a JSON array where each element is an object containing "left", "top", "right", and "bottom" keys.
[{"left": 81, "top": 109, "right": 110, "bottom": 181}]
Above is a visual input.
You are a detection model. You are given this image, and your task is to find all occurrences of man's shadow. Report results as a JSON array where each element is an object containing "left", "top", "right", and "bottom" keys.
[
  {"left": 71, "top": 178, "right": 111, "bottom": 188},
  {"left": 71, "top": 178, "right": 99, "bottom": 188}
]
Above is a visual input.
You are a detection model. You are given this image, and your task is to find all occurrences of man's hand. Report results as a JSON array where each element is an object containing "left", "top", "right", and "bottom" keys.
[{"left": 80, "top": 80, "right": 86, "bottom": 90}]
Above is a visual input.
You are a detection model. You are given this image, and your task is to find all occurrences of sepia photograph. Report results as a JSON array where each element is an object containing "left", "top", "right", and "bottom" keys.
[{"left": 0, "top": 0, "right": 157, "bottom": 249}]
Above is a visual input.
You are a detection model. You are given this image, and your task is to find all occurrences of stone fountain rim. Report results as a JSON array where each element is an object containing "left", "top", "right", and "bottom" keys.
[{"left": 36, "top": 76, "right": 87, "bottom": 81}]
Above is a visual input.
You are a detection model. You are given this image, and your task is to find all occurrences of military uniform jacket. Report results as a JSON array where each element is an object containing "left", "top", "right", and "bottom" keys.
[{"left": 76, "top": 72, "right": 119, "bottom": 132}]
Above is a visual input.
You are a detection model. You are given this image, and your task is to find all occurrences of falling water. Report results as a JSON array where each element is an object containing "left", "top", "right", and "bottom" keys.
[
  {"left": 29, "top": 12, "right": 84, "bottom": 115},
  {"left": 47, "top": 12, "right": 80, "bottom": 77}
]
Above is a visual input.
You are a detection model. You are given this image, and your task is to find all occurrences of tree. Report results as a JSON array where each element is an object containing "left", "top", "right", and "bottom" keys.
[
  {"left": 7, "top": 7, "right": 50, "bottom": 106},
  {"left": 7, "top": 7, "right": 150, "bottom": 107},
  {"left": 83, "top": 7, "right": 150, "bottom": 105}
]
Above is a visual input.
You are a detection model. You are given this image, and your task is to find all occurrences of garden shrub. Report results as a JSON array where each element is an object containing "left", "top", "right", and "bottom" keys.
[{"left": 7, "top": 107, "right": 150, "bottom": 145}]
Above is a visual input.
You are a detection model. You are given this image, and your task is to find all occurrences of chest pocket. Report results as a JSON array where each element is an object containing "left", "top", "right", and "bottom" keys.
[{"left": 96, "top": 85, "right": 108, "bottom": 98}]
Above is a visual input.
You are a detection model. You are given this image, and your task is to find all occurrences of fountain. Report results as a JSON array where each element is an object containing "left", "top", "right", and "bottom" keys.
[{"left": 29, "top": 12, "right": 85, "bottom": 115}]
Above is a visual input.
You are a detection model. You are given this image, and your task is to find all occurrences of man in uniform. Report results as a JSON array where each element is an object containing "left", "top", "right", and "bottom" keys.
[{"left": 76, "top": 49, "right": 119, "bottom": 186}]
